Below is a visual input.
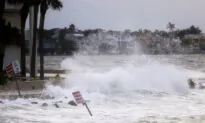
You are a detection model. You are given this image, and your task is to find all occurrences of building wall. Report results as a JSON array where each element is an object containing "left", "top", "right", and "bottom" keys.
[
  {"left": 2, "top": 12, "right": 21, "bottom": 70},
  {"left": 3, "top": 45, "right": 21, "bottom": 70}
]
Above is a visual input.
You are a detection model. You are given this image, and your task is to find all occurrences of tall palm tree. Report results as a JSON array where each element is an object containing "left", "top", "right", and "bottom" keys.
[
  {"left": 166, "top": 22, "right": 176, "bottom": 53},
  {"left": 39, "top": 0, "right": 63, "bottom": 80},
  {"left": 30, "top": 5, "right": 39, "bottom": 78},
  {"left": 167, "top": 22, "right": 175, "bottom": 40},
  {"left": 0, "top": 0, "right": 29, "bottom": 77},
  {"left": 20, "top": 3, "right": 30, "bottom": 77},
  {"left": 7, "top": 0, "right": 41, "bottom": 77},
  {"left": 0, "top": 0, "right": 6, "bottom": 32},
  {"left": 3, "top": 0, "right": 41, "bottom": 78},
  {"left": 0, "top": 0, "right": 6, "bottom": 77},
  {"left": 167, "top": 22, "right": 175, "bottom": 31},
  {"left": 167, "top": 22, "right": 175, "bottom": 37},
  {"left": 0, "top": 0, "right": 41, "bottom": 83}
]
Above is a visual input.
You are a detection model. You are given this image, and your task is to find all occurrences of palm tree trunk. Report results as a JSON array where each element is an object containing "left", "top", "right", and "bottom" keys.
[
  {"left": 20, "top": 22, "right": 26, "bottom": 77},
  {"left": 0, "top": 53, "right": 4, "bottom": 85},
  {"left": 39, "top": 12, "right": 45, "bottom": 80},
  {"left": 0, "top": 0, "right": 5, "bottom": 30},
  {"left": 0, "top": 54, "right": 3, "bottom": 70},
  {"left": 20, "top": 5, "right": 29, "bottom": 77},
  {"left": 30, "top": 5, "right": 38, "bottom": 78},
  {"left": 0, "top": 0, "right": 5, "bottom": 79},
  {"left": 0, "top": 45, "right": 5, "bottom": 73}
]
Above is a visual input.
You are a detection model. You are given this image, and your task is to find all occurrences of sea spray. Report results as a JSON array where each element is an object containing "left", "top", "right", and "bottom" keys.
[
  {"left": 2, "top": 55, "right": 205, "bottom": 123},
  {"left": 44, "top": 55, "right": 189, "bottom": 101}
]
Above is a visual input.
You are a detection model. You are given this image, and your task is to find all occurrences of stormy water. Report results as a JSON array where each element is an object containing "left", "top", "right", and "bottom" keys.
[{"left": 1, "top": 34, "right": 205, "bottom": 122}]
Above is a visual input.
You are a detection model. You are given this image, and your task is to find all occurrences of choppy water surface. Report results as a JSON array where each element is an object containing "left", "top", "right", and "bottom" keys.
[{"left": 2, "top": 55, "right": 205, "bottom": 123}]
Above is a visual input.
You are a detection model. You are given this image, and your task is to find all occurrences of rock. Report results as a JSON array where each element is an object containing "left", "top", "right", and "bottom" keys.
[
  {"left": 9, "top": 96, "right": 17, "bottom": 101},
  {"left": 31, "top": 102, "right": 38, "bottom": 104},
  {"left": 55, "top": 74, "right": 60, "bottom": 78},
  {"left": 24, "top": 95, "right": 30, "bottom": 99},
  {"left": 54, "top": 103, "right": 60, "bottom": 108},
  {"left": 68, "top": 100, "right": 77, "bottom": 106},
  {"left": 32, "top": 85, "right": 35, "bottom": 90},
  {"left": 42, "top": 103, "right": 48, "bottom": 107},
  {"left": 188, "top": 79, "right": 195, "bottom": 89},
  {"left": 0, "top": 101, "right": 3, "bottom": 104}
]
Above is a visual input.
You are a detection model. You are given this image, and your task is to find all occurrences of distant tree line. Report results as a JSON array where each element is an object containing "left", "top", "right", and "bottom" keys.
[
  {"left": 36, "top": 23, "right": 202, "bottom": 55},
  {"left": 25, "top": 24, "right": 78, "bottom": 55},
  {"left": 58, "top": 27, "right": 78, "bottom": 55}
]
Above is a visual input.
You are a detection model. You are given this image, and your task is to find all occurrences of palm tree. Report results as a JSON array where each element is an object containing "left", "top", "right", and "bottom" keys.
[
  {"left": 30, "top": 5, "right": 39, "bottom": 78},
  {"left": 7, "top": 0, "right": 41, "bottom": 77},
  {"left": 0, "top": 0, "right": 6, "bottom": 79},
  {"left": 2, "top": 0, "right": 41, "bottom": 78},
  {"left": 167, "top": 22, "right": 175, "bottom": 39},
  {"left": 20, "top": 3, "right": 30, "bottom": 77},
  {"left": 166, "top": 22, "right": 175, "bottom": 49},
  {"left": 0, "top": 0, "right": 6, "bottom": 32},
  {"left": 0, "top": 0, "right": 41, "bottom": 84},
  {"left": 68, "top": 24, "right": 75, "bottom": 33},
  {"left": 167, "top": 22, "right": 175, "bottom": 32},
  {"left": 1, "top": 0, "right": 26, "bottom": 77},
  {"left": 39, "top": 0, "right": 63, "bottom": 80}
]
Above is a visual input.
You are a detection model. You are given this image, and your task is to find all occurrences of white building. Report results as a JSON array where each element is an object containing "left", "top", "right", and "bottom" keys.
[{"left": 3, "top": 2, "right": 22, "bottom": 70}]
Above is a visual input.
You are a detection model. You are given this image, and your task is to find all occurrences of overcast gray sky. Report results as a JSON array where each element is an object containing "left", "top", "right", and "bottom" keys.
[{"left": 34, "top": 0, "right": 205, "bottom": 32}]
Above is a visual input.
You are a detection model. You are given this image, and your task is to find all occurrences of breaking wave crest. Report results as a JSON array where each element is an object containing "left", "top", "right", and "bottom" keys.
[{"left": 44, "top": 55, "right": 189, "bottom": 100}]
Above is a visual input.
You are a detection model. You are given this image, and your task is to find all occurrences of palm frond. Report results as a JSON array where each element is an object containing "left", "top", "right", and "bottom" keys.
[
  {"left": 40, "top": 0, "right": 48, "bottom": 13},
  {"left": 48, "top": 0, "right": 63, "bottom": 10}
]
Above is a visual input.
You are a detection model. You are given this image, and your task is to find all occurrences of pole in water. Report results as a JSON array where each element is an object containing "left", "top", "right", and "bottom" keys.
[
  {"left": 14, "top": 77, "right": 21, "bottom": 97},
  {"left": 72, "top": 91, "right": 93, "bottom": 116},
  {"left": 83, "top": 102, "right": 93, "bottom": 116}
]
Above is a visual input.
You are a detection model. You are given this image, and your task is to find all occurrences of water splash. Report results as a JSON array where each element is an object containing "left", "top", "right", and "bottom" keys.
[
  {"left": 78, "top": 31, "right": 143, "bottom": 55},
  {"left": 44, "top": 55, "right": 189, "bottom": 100}
]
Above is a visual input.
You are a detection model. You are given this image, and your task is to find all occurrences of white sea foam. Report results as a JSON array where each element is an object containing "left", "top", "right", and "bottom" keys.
[
  {"left": 2, "top": 55, "right": 205, "bottom": 123},
  {"left": 45, "top": 55, "right": 189, "bottom": 101}
]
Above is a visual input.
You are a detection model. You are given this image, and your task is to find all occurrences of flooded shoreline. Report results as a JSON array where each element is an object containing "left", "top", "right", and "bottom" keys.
[{"left": 1, "top": 55, "right": 205, "bottom": 122}]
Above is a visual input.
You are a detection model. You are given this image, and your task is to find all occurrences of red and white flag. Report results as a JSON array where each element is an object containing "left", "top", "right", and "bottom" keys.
[
  {"left": 5, "top": 60, "right": 21, "bottom": 77},
  {"left": 6, "top": 63, "right": 15, "bottom": 77}
]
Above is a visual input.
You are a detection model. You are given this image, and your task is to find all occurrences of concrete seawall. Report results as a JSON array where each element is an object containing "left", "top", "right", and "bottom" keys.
[
  {"left": 0, "top": 80, "right": 48, "bottom": 99},
  {"left": 0, "top": 78, "right": 65, "bottom": 99},
  {"left": 0, "top": 81, "right": 46, "bottom": 92}
]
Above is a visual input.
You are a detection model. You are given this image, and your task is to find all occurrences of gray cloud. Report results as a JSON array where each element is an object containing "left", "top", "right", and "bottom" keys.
[{"left": 28, "top": 0, "right": 205, "bottom": 32}]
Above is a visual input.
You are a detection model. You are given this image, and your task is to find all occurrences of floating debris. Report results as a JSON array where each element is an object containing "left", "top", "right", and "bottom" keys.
[
  {"left": 42, "top": 103, "right": 48, "bottom": 107},
  {"left": 68, "top": 100, "right": 77, "bottom": 106},
  {"left": 54, "top": 103, "right": 60, "bottom": 108},
  {"left": 31, "top": 102, "right": 38, "bottom": 104}
]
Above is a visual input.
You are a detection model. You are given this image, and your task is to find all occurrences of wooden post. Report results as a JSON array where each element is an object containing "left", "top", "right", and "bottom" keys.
[{"left": 13, "top": 76, "right": 21, "bottom": 97}]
